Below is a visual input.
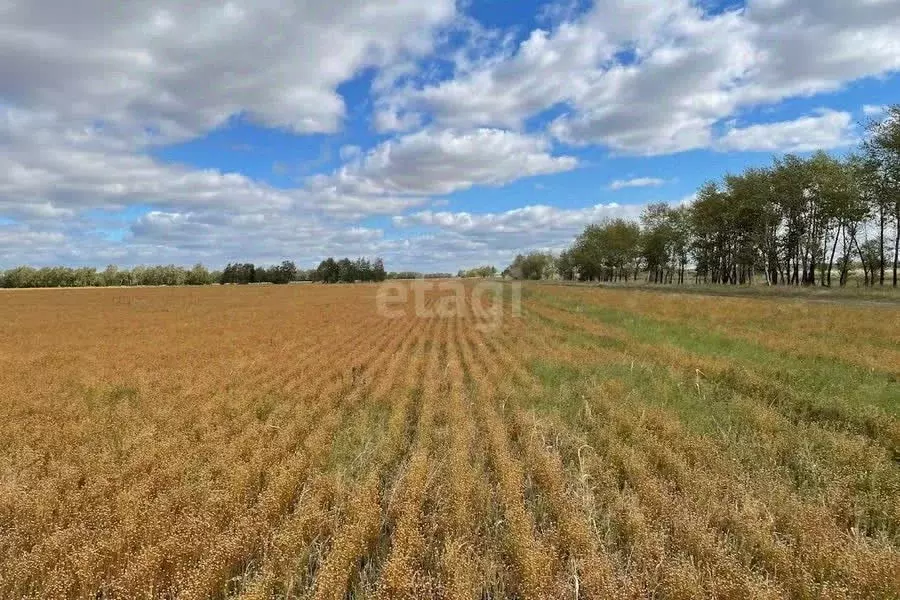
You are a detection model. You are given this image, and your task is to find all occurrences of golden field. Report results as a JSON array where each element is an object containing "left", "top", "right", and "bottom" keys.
[{"left": 0, "top": 282, "right": 898, "bottom": 599}]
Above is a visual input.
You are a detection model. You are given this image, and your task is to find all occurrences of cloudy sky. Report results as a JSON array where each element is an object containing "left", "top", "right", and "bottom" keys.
[{"left": 2, "top": 0, "right": 899, "bottom": 272}]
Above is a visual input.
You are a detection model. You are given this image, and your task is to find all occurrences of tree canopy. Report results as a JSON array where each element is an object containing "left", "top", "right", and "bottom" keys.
[
  {"left": 507, "top": 105, "right": 900, "bottom": 288},
  {"left": 310, "top": 257, "right": 387, "bottom": 283}
]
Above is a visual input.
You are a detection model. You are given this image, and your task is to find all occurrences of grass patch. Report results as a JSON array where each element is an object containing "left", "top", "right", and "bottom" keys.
[
  {"left": 326, "top": 399, "right": 392, "bottom": 476},
  {"left": 531, "top": 290, "right": 900, "bottom": 418}
]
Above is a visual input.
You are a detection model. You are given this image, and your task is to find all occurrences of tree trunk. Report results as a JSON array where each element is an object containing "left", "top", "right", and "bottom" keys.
[
  {"left": 879, "top": 205, "right": 886, "bottom": 286},
  {"left": 792, "top": 251, "right": 799, "bottom": 285},
  {"left": 854, "top": 235, "right": 870, "bottom": 287},
  {"left": 826, "top": 222, "right": 840, "bottom": 287},
  {"left": 802, "top": 243, "right": 813, "bottom": 286},
  {"left": 894, "top": 202, "right": 899, "bottom": 287}
]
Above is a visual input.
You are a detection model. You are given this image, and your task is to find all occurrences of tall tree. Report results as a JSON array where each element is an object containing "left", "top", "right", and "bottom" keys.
[{"left": 863, "top": 105, "right": 900, "bottom": 286}]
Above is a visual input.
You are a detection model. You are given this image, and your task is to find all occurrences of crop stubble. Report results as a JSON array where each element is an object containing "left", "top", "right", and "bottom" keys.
[{"left": 0, "top": 282, "right": 897, "bottom": 599}]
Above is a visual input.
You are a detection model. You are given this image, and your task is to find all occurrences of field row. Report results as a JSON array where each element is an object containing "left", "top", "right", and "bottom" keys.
[{"left": 0, "top": 283, "right": 897, "bottom": 598}]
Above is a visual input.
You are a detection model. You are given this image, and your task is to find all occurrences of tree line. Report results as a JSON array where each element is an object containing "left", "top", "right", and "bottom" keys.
[
  {"left": 310, "top": 257, "right": 387, "bottom": 283},
  {"left": 1, "top": 257, "right": 390, "bottom": 288},
  {"left": 1, "top": 264, "right": 219, "bottom": 288},
  {"left": 220, "top": 261, "right": 299, "bottom": 284},
  {"left": 503, "top": 254, "right": 555, "bottom": 280},
  {"left": 511, "top": 106, "right": 900, "bottom": 287},
  {"left": 0, "top": 257, "right": 474, "bottom": 289},
  {"left": 4, "top": 107, "right": 897, "bottom": 291},
  {"left": 458, "top": 265, "right": 498, "bottom": 278}
]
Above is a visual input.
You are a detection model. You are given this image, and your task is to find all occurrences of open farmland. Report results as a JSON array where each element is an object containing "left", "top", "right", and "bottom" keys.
[{"left": 0, "top": 282, "right": 898, "bottom": 599}]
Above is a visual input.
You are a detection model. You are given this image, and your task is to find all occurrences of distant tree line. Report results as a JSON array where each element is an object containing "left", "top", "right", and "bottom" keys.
[
  {"left": 220, "top": 261, "right": 298, "bottom": 284},
  {"left": 387, "top": 271, "right": 424, "bottom": 280},
  {"left": 310, "top": 257, "right": 387, "bottom": 283},
  {"left": 509, "top": 105, "right": 900, "bottom": 288},
  {"left": 1, "top": 258, "right": 390, "bottom": 288},
  {"left": 0, "top": 264, "right": 220, "bottom": 288},
  {"left": 0, "top": 257, "right": 474, "bottom": 289},
  {"left": 457, "top": 265, "right": 498, "bottom": 278},
  {"left": 503, "top": 254, "right": 555, "bottom": 280}
]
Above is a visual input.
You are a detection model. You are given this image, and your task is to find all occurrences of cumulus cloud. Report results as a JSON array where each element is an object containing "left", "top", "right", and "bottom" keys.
[
  {"left": 309, "top": 128, "right": 576, "bottom": 197},
  {"left": 381, "top": 0, "right": 900, "bottom": 155},
  {"left": 0, "top": 212, "right": 394, "bottom": 269},
  {"left": 128, "top": 210, "right": 386, "bottom": 262},
  {"left": 0, "top": 225, "right": 67, "bottom": 257},
  {"left": 372, "top": 200, "right": 658, "bottom": 270},
  {"left": 3, "top": 201, "right": 643, "bottom": 271},
  {"left": 1, "top": 0, "right": 897, "bottom": 270},
  {"left": 715, "top": 110, "right": 857, "bottom": 153},
  {"left": 394, "top": 203, "right": 642, "bottom": 239},
  {"left": 0, "top": 105, "right": 579, "bottom": 265},
  {"left": 0, "top": 0, "right": 577, "bottom": 268},
  {"left": 0, "top": 108, "right": 298, "bottom": 217},
  {"left": 0, "top": 0, "right": 463, "bottom": 266},
  {"left": 0, "top": 0, "right": 456, "bottom": 142}
]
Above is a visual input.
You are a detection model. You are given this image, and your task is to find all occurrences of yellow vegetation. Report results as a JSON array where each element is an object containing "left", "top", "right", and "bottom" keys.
[{"left": 0, "top": 283, "right": 897, "bottom": 599}]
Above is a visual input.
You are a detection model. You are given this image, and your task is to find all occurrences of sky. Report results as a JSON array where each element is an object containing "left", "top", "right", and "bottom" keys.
[{"left": 1, "top": 0, "right": 899, "bottom": 272}]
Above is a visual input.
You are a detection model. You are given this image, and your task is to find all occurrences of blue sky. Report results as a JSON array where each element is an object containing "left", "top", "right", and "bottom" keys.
[{"left": 1, "top": 0, "right": 899, "bottom": 271}]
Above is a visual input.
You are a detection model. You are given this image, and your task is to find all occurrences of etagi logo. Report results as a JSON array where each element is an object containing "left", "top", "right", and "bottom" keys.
[{"left": 376, "top": 279, "right": 522, "bottom": 330}]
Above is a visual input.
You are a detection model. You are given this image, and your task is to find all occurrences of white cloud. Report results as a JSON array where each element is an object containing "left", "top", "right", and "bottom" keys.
[
  {"left": 2, "top": 97, "right": 578, "bottom": 219},
  {"left": 0, "top": 212, "right": 395, "bottom": 269},
  {"left": 127, "top": 210, "right": 386, "bottom": 261},
  {"left": 0, "top": 99, "right": 580, "bottom": 265},
  {"left": 1, "top": 200, "right": 640, "bottom": 271},
  {"left": 380, "top": 0, "right": 900, "bottom": 155},
  {"left": 0, "top": 0, "right": 456, "bottom": 143},
  {"left": 394, "top": 202, "right": 642, "bottom": 236},
  {"left": 863, "top": 104, "right": 887, "bottom": 117},
  {"left": 0, "top": 1, "right": 468, "bottom": 267},
  {"left": 0, "top": 108, "right": 298, "bottom": 217},
  {"left": 339, "top": 145, "right": 362, "bottom": 160},
  {"left": 1, "top": 0, "right": 898, "bottom": 272},
  {"left": 715, "top": 110, "right": 857, "bottom": 153},
  {"left": 386, "top": 201, "right": 648, "bottom": 267},
  {"left": 609, "top": 177, "right": 668, "bottom": 190},
  {"left": 304, "top": 128, "right": 577, "bottom": 214},
  {"left": 0, "top": 226, "right": 67, "bottom": 254}
]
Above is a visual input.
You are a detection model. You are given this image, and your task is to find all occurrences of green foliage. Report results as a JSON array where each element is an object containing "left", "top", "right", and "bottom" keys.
[
  {"left": 505, "top": 252, "right": 555, "bottom": 280},
  {"left": 4, "top": 259, "right": 302, "bottom": 288},
  {"left": 567, "top": 219, "right": 641, "bottom": 282},
  {"left": 862, "top": 105, "right": 900, "bottom": 287},
  {"left": 387, "top": 271, "right": 423, "bottom": 280},
  {"left": 1, "top": 263, "right": 220, "bottom": 288},
  {"left": 311, "top": 257, "right": 388, "bottom": 283},
  {"left": 457, "top": 265, "right": 498, "bottom": 278},
  {"left": 553, "top": 106, "right": 900, "bottom": 287}
]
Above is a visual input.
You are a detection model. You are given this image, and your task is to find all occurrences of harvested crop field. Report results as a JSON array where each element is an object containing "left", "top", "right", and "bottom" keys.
[{"left": 0, "top": 282, "right": 898, "bottom": 599}]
